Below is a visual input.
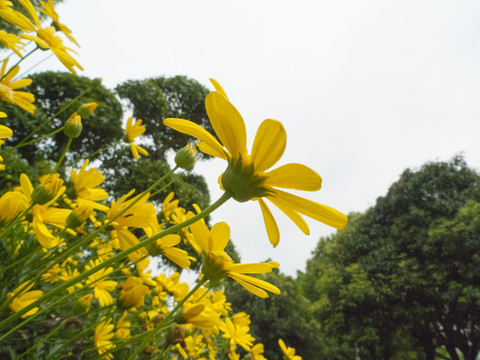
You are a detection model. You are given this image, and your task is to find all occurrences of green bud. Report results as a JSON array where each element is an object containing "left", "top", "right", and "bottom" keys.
[
  {"left": 175, "top": 144, "right": 197, "bottom": 171},
  {"left": 64, "top": 113, "right": 82, "bottom": 138},
  {"left": 76, "top": 102, "right": 98, "bottom": 118},
  {"left": 221, "top": 156, "right": 270, "bottom": 202},
  {"left": 31, "top": 174, "right": 64, "bottom": 205}
]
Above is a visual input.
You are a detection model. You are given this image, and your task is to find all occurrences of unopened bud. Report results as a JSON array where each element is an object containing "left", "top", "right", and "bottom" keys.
[
  {"left": 175, "top": 144, "right": 197, "bottom": 171},
  {"left": 64, "top": 112, "right": 82, "bottom": 138},
  {"left": 76, "top": 102, "right": 98, "bottom": 118},
  {"left": 31, "top": 174, "right": 64, "bottom": 205},
  {"left": 66, "top": 204, "right": 92, "bottom": 229}
]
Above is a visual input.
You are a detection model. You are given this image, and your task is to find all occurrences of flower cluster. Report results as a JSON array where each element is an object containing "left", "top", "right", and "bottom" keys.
[{"left": 0, "top": 2, "right": 347, "bottom": 359}]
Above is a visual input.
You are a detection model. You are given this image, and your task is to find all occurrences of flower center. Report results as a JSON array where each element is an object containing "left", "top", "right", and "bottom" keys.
[{"left": 37, "top": 27, "right": 62, "bottom": 49}]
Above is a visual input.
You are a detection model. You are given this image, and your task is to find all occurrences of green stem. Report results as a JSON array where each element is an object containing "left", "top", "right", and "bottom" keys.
[
  {"left": 52, "top": 137, "right": 72, "bottom": 173},
  {"left": 0, "top": 190, "right": 232, "bottom": 332},
  {"left": 127, "top": 278, "right": 208, "bottom": 360},
  {"left": 18, "top": 315, "right": 72, "bottom": 359},
  {"left": 13, "top": 88, "right": 90, "bottom": 148},
  {"left": 0, "top": 47, "right": 37, "bottom": 82},
  {"left": 9, "top": 126, "right": 64, "bottom": 151}
]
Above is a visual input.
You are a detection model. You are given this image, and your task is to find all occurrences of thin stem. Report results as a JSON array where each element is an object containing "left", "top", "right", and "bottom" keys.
[
  {"left": 9, "top": 126, "right": 64, "bottom": 151},
  {"left": 14, "top": 88, "right": 90, "bottom": 148},
  {"left": 0, "top": 191, "right": 232, "bottom": 332},
  {"left": 127, "top": 278, "right": 208, "bottom": 360},
  {"left": 52, "top": 137, "right": 73, "bottom": 173},
  {"left": 0, "top": 47, "right": 37, "bottom": 82}
]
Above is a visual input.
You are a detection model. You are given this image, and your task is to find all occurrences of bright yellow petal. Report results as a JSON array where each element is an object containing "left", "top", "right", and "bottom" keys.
[
  {"left": 230, "top": 276, "right": 268, "bottom": 298},
  {"left": 210, "top": 78, "right": 229, "bottom": 99},
  {"left": 0, "top": 125, "right": 12, "bottom": 139},
  {"left": 209, "top": 221, "right": 230, "bottom": 252},
  {"left": 251, "top": 119, "right": 286, "bottom": 172},
  {"left": 230, "top": 273, "right": 281, "bottom": 295},
  {"left": 269, "top": 189, "right": 348, "bottom": 229},
  {"left": 258, "top": 198, "right": 280, "bottom": 247},
  {"left": 197, "top": 141, "right": 228, "bottom": 160},
  {"left": 267, "top": 196, "right": 310, "bottom": 235},
  {"left": 159, "top": 234, "right": 181, "bottom": 247},
  {"left": 227, "top": 263, "right": 275, "bottom": 274},
  {"left": 264, "top": 163, "right": 322, "bottom": 191},
  {"left": 205, "top": 91, "right": 246, "bottom": 158},
  {"left": 163, "top": 118, "right": 226, "bottom": 158},
  {"left": 188, "top": 212, "right": 210, "bottom": 252}
]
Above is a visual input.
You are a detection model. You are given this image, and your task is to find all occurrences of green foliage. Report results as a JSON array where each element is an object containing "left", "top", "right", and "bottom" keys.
[
  {"left": 115, "top": 75, "right": 214, "bottom": 160},
  {"left": 225, "top": 268, "right": 321, "bottom": 360},
  {"left": 4, "top": 71, "right": 124, "bottom": 167},
  {"left": 301, "top": 156, "right": 480, "bottom": 360}
]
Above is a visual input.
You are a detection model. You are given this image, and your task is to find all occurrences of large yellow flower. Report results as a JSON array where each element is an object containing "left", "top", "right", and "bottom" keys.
[
  {"left": 189, "top": 215, "right": 280, "bottom": 298},
  {"left": 19, "top": 0, "right": 82, "bottom": 74},
  {"left": 164, "top": 80, "right": 348, "bottom": 247},
  {"left": 0, "top": 59, "right": 35, "bottom": 114},
  {"left": 70, "top": 159, "right": 109, "bottom": 212}
]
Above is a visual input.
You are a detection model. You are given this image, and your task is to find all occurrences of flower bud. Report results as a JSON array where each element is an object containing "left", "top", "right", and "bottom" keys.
[
  {"left": 174, "top": 144, "right": 197, "bottom": 171},
  {"left": 31, "top": 173, "right": 64, "bottom": 205},
  {"left": 63, "top": 112, "right": 82, "bottom": 138},
  {"left": 76, "top": 102, "right": 98, "bottom": 118},
  {"left": 66, "top": 204, "right": 93, "bottom": 229},
  {"left": 166, "top": 325, "right": 185, "bottom": 346}
]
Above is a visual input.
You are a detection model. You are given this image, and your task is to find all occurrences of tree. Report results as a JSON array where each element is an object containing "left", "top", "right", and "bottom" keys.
[
  {"left": 300, "top": 156, "right": 480, "bottom": 360},
  {"left": 115, "top": 75, "right": 214, "bottom": 160},
  {"left": 224, "top": 268, "right": 322, "bottom": 360}
]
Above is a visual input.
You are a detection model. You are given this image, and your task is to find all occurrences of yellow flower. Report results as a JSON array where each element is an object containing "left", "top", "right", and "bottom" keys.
[
  {"left": 85, "top": 259, "right": 118, "bottom": 307},
  {"left": 94, "top": 317, "right": 115, "bottom": 360},
  {"left": 0, "top": 30, "right": 25, "bottom": 57},
  {"left": 115, "top": 311, "right": 131, "bottom": 339},
  {"left": 179, "top": 302, "right": 220, "bottom": 329},
  {"left": 118, "top": 276, "right": 149, "bottom": 308},
  {"left": 164, "top": 79, "right": 348, "bottom": 247},
  {"left": 220, "top": 317, "right": 255, "bottom": 352},
  {"left": 250, "top": 343, "right": 267, "bottom": 360},
  {"left": 278, "top": 339, "right": 302, "bottom": 360},
  {"left": 0, "top": 59, "right": 35, "bottom": 114},
  {"left": 19, "top": 0, "right": 82, "bottom": 74},
  {"left": 0, "top": 191, "right": 28, "bottom": 222},
  {"left": 189, "top": 215, "right": 281, "bottom": 298},
  {"left": 0, "top": 124, "right": 12, "bottom": 139},
  {"left": 71, "top": 159, "right": 109, "bottom": 211},
  {"left": 125, "top": 117, "right": 148, "bottom": 159},
  {"left": 150, "top": 234, "right": 193, "bottom": 269},
  {"left": 7, "top": 282, "right": 43, "bottom": 318},
  {"left": 0, "top": 0, "right": 36, "bottom": 32},
  {"left": 39, "top": 0, "right": 79, "bottom": 46}
]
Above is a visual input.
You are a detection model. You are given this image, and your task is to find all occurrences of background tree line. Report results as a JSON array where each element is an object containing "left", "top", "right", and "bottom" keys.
[{"left": 2, "top": 69, "right": 479, "bottom": 359}]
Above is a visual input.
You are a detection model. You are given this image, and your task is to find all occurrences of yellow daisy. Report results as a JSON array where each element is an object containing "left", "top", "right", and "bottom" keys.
[
  {"left": 70, "top": 159, "right": 109, "bottom": 212},
  {"left": 0, "top": 30, "right": 25, "bottom": 57},
  {"left": 94, "top": 317, "right": 115, "bottom": 359},
  {"left": 7, "top": 282, "right": 43, "bottom": 318},
  {"left": 19, "top": 0, "right": 83, "bottom": 74},
  {"left": 164, "top": 79, "right": 348, "bottom": 247},
  {"left": 0, "top": 59, "right": 36, "bottom": 114},
  {"left": 125, "top": 117, "right": 148, "bottom": 159},
  {"left": 0, "top": 0, "right": 35, "bottom": 32},
  {"left": 278, "top": 338, "right": 302, "bottom": 360},
  {"left": 189, "top": 215, "right": 281, "bottom": 298},
  {"left": 39, "top": 0, "right": 79, "bottom": 46}
]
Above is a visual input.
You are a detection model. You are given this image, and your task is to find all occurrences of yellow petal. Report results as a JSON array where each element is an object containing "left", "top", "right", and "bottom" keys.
[
  {"left": 209, "top": 221, "right": 230, "bottom": 252},
  {"left": 258, "top": 198, "right": 280, "bottom": 247},
  {"left": 0, "top": 125, "right": 13, "bottom": 139},
  {"left": 251, "top": 119, "right": 286, "bottom": 172},
  {"left": 267, "top": 196, "right": 310, "bottom": 235},
  {"left": 210, "top": 78, "right": 229, "bottom": 100},
  {"left": 230, "top": 273, "right": 281, "bottom": 294},
  {"left": 163, "top": 118, "right": 226, "bottom": 158},
  {"left": 227, "top": 263, "right": 275, "bottom": 274},
  {"left": 265, "top": 163, "right": 322, "bottom": 191},
  {"left": 159, "top": 234, "right": 181, "bottom": 247},
  {"left": 270, "top": 189, "right": 348, "bottom": 229},
  {"left": 205, "top": 91, "right": 247, "bottom": 158},
  {"left": 188, "top": 212, "right": 210, "bottom": 252},
  {"left": 230, "top": 276, "right": 268, "bottom": 298},
  {"left": 197, "top": 141, "right": 228, "bottom": 160}
]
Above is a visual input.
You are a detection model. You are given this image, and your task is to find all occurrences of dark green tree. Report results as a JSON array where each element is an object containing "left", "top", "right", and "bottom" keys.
[
  {"left": 115, "top": 75, "right": 214, "bottom": 160},
  {"left": 224, "top": 268, "right": 321, "bottom": 360},
  {"left": 300, "top": 156, "right": 480, "bottom": 360}
]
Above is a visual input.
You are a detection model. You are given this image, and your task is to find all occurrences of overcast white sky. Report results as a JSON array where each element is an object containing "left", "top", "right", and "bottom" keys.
[{"left": 23, "top": 0, "right": 480, "bottom": 276}]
